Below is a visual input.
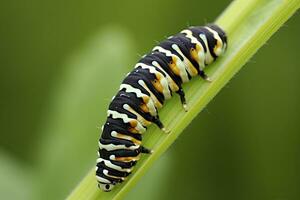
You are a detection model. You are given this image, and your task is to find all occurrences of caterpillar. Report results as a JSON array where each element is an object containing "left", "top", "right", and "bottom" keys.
[{"left": 96, "top": 24, "right": 227, "bottom": 192}]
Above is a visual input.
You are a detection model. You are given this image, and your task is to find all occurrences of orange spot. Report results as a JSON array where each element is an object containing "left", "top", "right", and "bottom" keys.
[
  {"left": 115, "top": 155, "right": 141, "bottom": 162},
  {"left": 140, "top": 103, "right": 149, "bottom": 113},
  {"left": 142, "top": 96, "right": 149, "bottom": 103},
  {"left": 151, "top": 79, "right": 164, "bottom": 94},
  {"left": 128, "top": 127, "right": 139, "bottom": 134},
  {"left": 191, "top": 46, "right": 200, "bottom": 60},
  {"left": 186, "top": 60, "right": 198, "bottom": 76},
  {"left": 116, "top": 133, "right": 141, "bottom": 145},
  {"left": 169, "top": 57, "right": 180, "bottom": 76},
  {"left": 129, "top": 120, "right": 137, "bottom": 127},
  {"left": 127, "top": 105, "right": 151, "bottom": 127},
  {"left": 156, "top": 73, "right": 163, "bottom": 81},
  {"left": 168, "top": 79, "right": 179, "bottom": 92},
  {"left": 214, "top": 39, "right": 222, "bottom": 54}
]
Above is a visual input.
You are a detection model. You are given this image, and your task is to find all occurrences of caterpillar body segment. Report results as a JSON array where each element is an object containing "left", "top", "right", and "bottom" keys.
[{"left": 96, "top": 24, "right": 227, "bottom": 192}]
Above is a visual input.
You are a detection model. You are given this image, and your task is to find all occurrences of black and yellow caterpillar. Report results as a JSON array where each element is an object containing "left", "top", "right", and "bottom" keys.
[{"left": 96, "top": 24, "right": 227, "bottom": 191}]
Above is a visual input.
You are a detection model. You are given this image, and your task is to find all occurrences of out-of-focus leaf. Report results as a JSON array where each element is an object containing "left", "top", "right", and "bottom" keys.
[
  {"left": 0, "top": 150, "right": 34, "bottom": 200},
  {"left": 34, "top": 26, "right": 136, "bottom": 200}
]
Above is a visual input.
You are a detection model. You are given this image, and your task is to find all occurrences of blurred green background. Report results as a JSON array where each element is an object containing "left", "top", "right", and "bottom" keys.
[{"left": 0, "top": 0, "right": 299, "bottom": 199}]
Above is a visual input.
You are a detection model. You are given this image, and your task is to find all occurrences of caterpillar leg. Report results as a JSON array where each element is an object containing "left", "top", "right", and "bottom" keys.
[
  {"left": 176, "top": 88, "right": 188, "bottom": 111},
  {"left": 199, "top": 70, "right": 212, "bottom": 82},
  {"left": 153, "top": 117, "right": 170, "bottom": 133},
  {"left": 140, "top": 146, "right": 153, "bottom": 154}
]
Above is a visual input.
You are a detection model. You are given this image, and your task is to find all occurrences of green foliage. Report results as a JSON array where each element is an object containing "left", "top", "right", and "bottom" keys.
[
  {"left": 0, "top": 151, "right": 34, "bottom": 200},
  {"left": 34, "top": 26, "right": 137, "bottom": 200}
]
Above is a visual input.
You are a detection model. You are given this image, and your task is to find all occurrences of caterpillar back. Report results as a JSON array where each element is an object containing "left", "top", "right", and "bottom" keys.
[{"left": 96, "top": 24, "right": 227, "bottom": 192}]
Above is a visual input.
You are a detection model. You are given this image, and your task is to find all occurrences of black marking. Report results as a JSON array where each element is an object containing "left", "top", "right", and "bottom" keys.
[
  {"left": 99, "top": 148, "right": 140, "bottom": 160},
  {"left": 102, "top": 118, "right": 143, "bottom": 141},
  {"left": 96, "top": 169, "right": 123, "bottom": 184},
  {"left": 139, "top": 52, "right": 183, "bottom": 87},
  {"left": 190, "top": 26, "right": 218, "bottom": 59},
  {"left": 207, "top": 24, "right": 227, "bottom": 46},
  {"left": 100, "top": 138, "right": 135, "bottom": 149},
  {"left": 169, "top": 34, "right": 200, "bottom": 73},
  {"left": 132, "top": 67, "right": 165, "bottom": 104},
  {"left": 97, "top": 161, "right": 131, "bottom": 178},
  {"left": 115, "top": 90, "right": 156, "bottom": 122}
]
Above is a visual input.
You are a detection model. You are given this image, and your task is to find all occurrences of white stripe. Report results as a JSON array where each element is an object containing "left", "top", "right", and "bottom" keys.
[
  {"left": 199, "top": 33, "right": 214, "bottom": 64},
  {"left": 181, "top": 29, "right": 206, "bottom": 70},
  {"left": 97, "top": 158, "right": 133, "bottom": 173},
  {"left": 123, "top": 104, "right": 151, "bottom": 126},
  {"left": 205, "top": 26, "right": 223, "bottom": 56},
  {"left": 111, "top": 131, "right": 141, "bottom": 145},
  {"left": 120, "top": 84, "right": 157, "bottom": 116},
  {"left": 171, "top": 44, "right": 198, "bottom": 76},
  {"left": 103, "top": 169, "right": 125, "bottom": 180},
  {"left": 107, "top": 110, "right": 146, "bottom": 133},
  {"left": 135, "top": 63, "right": 171, "bottom": 99},
  {"left": 153, "top": 46, "right": 189, "bottom": 83},
  {"left": 181, "top": 30, "right": 201, "bottom": 45},
  {"left": 120, "top": 83, "right": 145, "bottom": 98},
  {"left": 96, "top": 175, "right": 111, "bottom": 184},
  {"left": 99, "top": 141, "right": 139, "bottom": 151},
  {"left": 151, "top": 60, "right": 179, "bottom": 92},
  {"left": 109, "top": 154, "right": 140, "bottom": 162},
  {"left": 138, "top": 79, "right": 162, "bottom": 109},
  {"left": 159, "top": 76, "right": 172, "bottom": 99}
]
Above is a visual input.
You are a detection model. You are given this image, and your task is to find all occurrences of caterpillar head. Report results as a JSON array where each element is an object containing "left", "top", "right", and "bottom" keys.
[
  {"left": 98, "top": 182, "right": 115, "bottom": 192},
  {"left": 206, "top": 24, "right": 227, "bottom": 57}
]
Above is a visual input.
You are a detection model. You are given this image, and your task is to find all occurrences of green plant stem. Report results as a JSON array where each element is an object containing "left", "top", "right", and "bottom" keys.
[{"left": 67, "top": 0, "right": 300, "bottom": 199}]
